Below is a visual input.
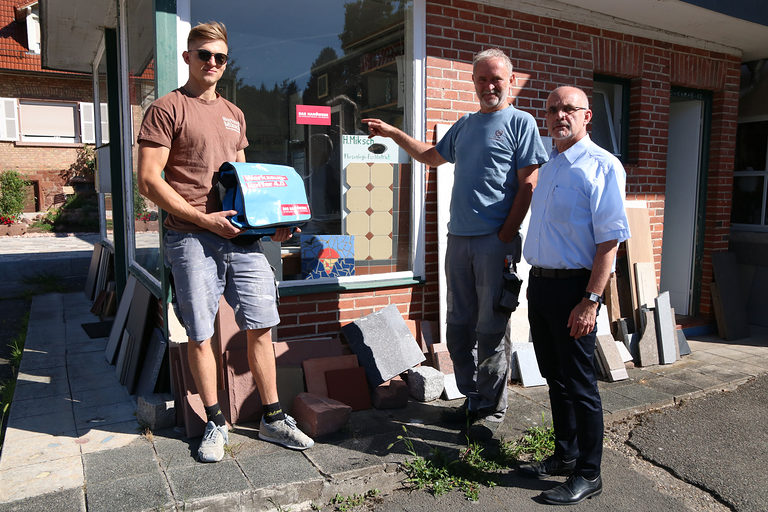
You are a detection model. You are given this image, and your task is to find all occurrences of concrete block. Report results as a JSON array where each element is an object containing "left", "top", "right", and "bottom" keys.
[
  {"left": 340, "top": 304, "right": 425, "bottom": 386},
  {"left": 302, "top": 354, "right": 359, "bottom": 398},
  {"left": 326, "top": 367, "right": 371, "bottom": 411},
  {"left": 371, "top": 376, "right": 409, "bottom": 409},
  {"left": 515, "top": 346, "right": 546, "bottom": 387},
  {"left": 292, "top": 392, "right": 351, "bottom": 438},
  {"left": 635, "top": 308, "right": 659, "bottom": 367},
  {"left": 406, "top": 366, "right": 444, "bottom": 402},
  {"left": 654, "top": 292, "right": 677, "bottom": 365},
  {"left": 441, "top": 373, "right": 464, "bottom": 400},
  {"left": 596, "top": 335, "right": 629, "bottom": 382},
  {"left": 137, "top": 393, "right": 175, "bottom": 430}
]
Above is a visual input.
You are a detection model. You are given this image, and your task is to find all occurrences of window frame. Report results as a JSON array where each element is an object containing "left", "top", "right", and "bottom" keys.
[
  {"left": 731, "top": 121, "right": 768, "bottom": 232},
  {"left": 17, "top": 99, "right": 81, "bottom": 144},
  {"left": 592, "top": 75, "right": 630, "bottom": 162}
]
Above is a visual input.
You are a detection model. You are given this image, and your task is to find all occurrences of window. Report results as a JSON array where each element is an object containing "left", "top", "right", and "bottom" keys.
[
  {"left": 592, "top": 77, "right": 629, "bottom": 161},
  {"left": 190, "top": 0, "right": 414, "bottom": 282},
  {"left": 19, "top": 101, "right": 79, "bottom": 143},
  {"left": 731, "top": 121, "right": 768, "bottom": 229},
  {"left": 80, "top": 102, "right": 110, "bottom": 144}
]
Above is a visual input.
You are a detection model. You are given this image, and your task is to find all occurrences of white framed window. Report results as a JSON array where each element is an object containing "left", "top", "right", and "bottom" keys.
[
  {"left": 0, "top": 98, "right": 19, "bottom": 141},
  {"left": 19, "top": 100, "right": 80, "bottom": 143},
  {"left": 592, "top": 77, "right": 629, "bottom": 161},
  {"left": 732, "top": 121, "right": 768, "bottom": 231}
]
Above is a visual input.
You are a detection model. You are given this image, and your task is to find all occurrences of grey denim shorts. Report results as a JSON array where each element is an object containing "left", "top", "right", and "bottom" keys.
[{"left": 163, "top": 230, "right": 280, "bottom": 342}]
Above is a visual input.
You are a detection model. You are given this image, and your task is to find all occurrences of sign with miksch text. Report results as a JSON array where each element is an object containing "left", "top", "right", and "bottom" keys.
[
  {"left": 296, "top": 105, "right": 331, "bottom": 126},
  {"left": 341, "top": 135, "right": 408, "bottom": 167}
]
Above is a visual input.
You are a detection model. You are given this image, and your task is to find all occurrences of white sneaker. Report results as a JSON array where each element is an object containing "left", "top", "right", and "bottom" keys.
[
  {"left": 198, "top": 420, "right": 228, "bottom": 463},
  {"left": 258, "top": 415, "right": 314, "bottom": 450}
]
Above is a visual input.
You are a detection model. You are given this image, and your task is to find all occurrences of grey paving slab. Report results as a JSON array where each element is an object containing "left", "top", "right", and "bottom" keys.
[
  {"left": 73, "top": 400, "right": 136, "bottom": 431},
  {"left": 82, "top": 440, "right": 160, "bottom": 485},
  {"left": 340, "top": 304, "right": 425, "bottom": 386},
  {"left": 238, "top": 449, "right": 321, "bottom": 488},
  {"left": 640, "top": 375, "right": 702, "bottom": 397},
  {"left": 611, "top": 383, "right": 674, "bottom": 405},
  {"left": 166, "top": 460, "right": 250, "bottom": 502},
  {"left": 12, "top": 377, "right": 70, "bottom": 401},
  {"left": 636, "top": 309, "right": 659, "bottom": 367},
  {"left": 68, "top": 368, "right": 120, "bottom": 392},
  {"left": 6, "top": 407, "right": 75, "bottom": 437},
  {"left": 662, "top": 369, "right": 722, "bottom": 389},
  {"left": 694, "top": 364, "right": 751, "bottom": 384},
  {"left": 66, "top": 350, "right": 113, "bottom": 370},
  {"left": 6, "top": 394, "right": 74, "bottom": 420},
  {"left": 70, "top": 382, "right": 132, "bottom": 407},
  {"left": 0, "top": 487, "right": 85, "bottom": 512},
  {"left": 655, "top": 292, "right": 677, "bottom": 364},
  {"left": 304, "top": 438, "right": 386, "bottom": 478},
  {"left": 85, "top": 472, "right": 173, "bottom": 512},
  {"left": 598, "top": 388, "right": 643, "bottom": 413}
]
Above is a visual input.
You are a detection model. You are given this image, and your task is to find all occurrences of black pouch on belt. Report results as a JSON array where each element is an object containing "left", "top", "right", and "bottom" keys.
[{"left": 498, "top": 260, "right": 523, "bottom": 313}]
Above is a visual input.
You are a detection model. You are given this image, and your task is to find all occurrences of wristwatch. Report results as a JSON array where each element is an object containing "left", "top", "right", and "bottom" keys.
[{"left": 583, "top": 292, "right": 602, "bottom": 304}]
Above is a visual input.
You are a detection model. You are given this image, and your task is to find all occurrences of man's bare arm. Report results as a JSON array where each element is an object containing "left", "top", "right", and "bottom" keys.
[
  {"left": 136, "top": 141, "right": 241, "bottom": 238},
  {"left": 362, "top": 118, "right": 447, "bottom": 168},
  {"left": 498, "top": 164, "right": 538, "bottom": 243}
]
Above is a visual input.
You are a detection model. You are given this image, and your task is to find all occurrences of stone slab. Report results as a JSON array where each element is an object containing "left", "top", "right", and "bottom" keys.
[
  {"left": 276, "top": 365, "right": 305, "bottom": 415},
  {"left": 273, "top": 337, "right": 344, "bottom": 367},
  {"left": 104, "top": 275, "right": 136, "bottom": 365},
  {"left": 634, "top": 261, "right": 658, "bottom": 309},
  {"left": 292, "top": 392, "right": 351, "bottom": 438},
  {"left": 596, "top": 335, "right": 628, "bottom": 381},
  {"left": 616, "top": 317, "right": 631, "bottom": 349},
  {"left": 636, "top": 308, "right": 659, "bottom": 367},
  {"left": 223, "top": 346, "right": 261, "bottom": 425},
  {"left": 340, "top": 304, "right": 425, "bottom": 386},
  {"left": 677, "top": 329, "right": 691, "bottom": 356},
  {"left": 616, "top": 340, "right": 633, "bottom": 363},
  {"left": 596, "top": 302, "right": 611, "bottom": 336},
  {"left": 711, "top": 251, "right": 750, "bottom": 340},
  {"left": 441, "top": 373, "right": 464, "bottom": 400},
  {"left": 302, "top": 354, "right": 359, "bottom": 398},
  {"left": 655, "top": 292, "right": 677, "bottom": 365},
  {"left": 515, "top": 346, "right": 546, "bottom": 387},
  {"left": 325, "top": 366, "right": 372, "bottom": 411},
  {"left": 135, "top": 328, "right": 166, "bottom": 396}
]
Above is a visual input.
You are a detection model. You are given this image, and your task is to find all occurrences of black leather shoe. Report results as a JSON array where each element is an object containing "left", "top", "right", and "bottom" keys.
[
  {"left": 540, "top": 474, "right": 602, "bottom": 505},
  {"left": 518, "top": 455, "right": 576, "bottom": 478}
]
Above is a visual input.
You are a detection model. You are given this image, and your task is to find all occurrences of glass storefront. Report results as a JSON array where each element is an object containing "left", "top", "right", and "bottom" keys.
[{"left": 189, "top": 0, "right": 414, "bottom": 280}]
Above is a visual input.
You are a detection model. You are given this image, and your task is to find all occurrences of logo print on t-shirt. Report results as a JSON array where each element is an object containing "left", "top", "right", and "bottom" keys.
[
  {"left": 492, "top": 129, "right": 504, "bottom": 142},
  {"left": 222, "top": 116, "right": 241, "bottom": 134}
]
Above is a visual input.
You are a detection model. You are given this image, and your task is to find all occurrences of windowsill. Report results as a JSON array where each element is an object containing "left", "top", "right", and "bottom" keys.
[
  {"left": 15, "top": 141, "right": 85, "bottom": 148},
  {"left": 278, "top": 272, "right": 424, "bottom": 296}
]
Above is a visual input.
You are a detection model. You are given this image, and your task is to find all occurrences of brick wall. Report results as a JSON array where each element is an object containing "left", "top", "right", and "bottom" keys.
[
  {"left": 0, "top": 72, "right": 94, "bottom": 210},
  {"left": 422, "top": 0, "right": 741, "bottom": 318}
]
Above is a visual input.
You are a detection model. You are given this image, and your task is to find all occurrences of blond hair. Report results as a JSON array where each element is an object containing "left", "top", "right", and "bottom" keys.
[{"left": 187, "top": 21, "right": 228, "bottom": 48}]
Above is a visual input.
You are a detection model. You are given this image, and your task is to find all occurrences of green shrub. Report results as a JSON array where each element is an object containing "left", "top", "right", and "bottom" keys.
[{"left": 0, "top": 170, "right": 29, "bottom": 223}]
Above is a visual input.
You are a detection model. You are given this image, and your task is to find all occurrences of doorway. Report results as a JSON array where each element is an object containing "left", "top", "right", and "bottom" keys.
[{"left": 660, "top": 89, "right": 711, "bottom": 315}]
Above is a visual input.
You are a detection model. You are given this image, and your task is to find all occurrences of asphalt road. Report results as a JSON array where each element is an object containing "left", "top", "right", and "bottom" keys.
[{"left": 362, "top": 375, "right": 768, "bottom": 511}]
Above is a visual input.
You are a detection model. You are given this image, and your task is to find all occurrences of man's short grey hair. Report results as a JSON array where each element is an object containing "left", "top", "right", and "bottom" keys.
[{"left": 473, "top": 48, "right": 513, "bottom": 74}]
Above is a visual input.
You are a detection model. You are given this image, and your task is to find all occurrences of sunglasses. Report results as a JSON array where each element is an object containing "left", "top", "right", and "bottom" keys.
[{"left": 192, "top": 49, "right": 228, "bottom": 66}]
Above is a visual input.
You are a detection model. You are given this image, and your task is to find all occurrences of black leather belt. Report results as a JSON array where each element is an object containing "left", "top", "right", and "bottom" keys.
[{"left": 530, "top": 266, "right": 591, "bottom": 279}]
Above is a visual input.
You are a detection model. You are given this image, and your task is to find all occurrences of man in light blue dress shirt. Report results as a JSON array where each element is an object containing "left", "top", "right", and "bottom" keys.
[
  {"left": 520, "top": 86, "right": 630, "bottom": 505},
  {"left": 364, "top": 49, "right": 548, "bottom": 436}
]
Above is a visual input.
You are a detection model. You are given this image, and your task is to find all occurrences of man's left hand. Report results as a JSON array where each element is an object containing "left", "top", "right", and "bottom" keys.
[
  {"left": 567, "top": 299, "right": 598, "bottom": 338},
  {"left": 271, "top": 226, "right": 300, "bottom": 243}
]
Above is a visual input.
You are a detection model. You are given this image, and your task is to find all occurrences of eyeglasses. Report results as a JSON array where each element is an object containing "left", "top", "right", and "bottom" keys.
[
  {"left": 547, "top": 105, "right": 588, "bottom": 116},
  {"left": 192, "top": 49, "right": 228, "bottom": 66}
]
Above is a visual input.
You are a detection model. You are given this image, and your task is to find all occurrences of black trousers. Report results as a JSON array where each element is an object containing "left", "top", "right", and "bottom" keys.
[{"left": 527, "top": 272, "right": 603, "bottom": 479}]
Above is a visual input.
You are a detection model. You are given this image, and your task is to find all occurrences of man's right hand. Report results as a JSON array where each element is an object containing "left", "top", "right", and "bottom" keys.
[
  {"left": 363, "top": 118, "right": 396, "bottom": 139},
  {"left": 201, "top": 210, "right": 243, "bottom": 239}
]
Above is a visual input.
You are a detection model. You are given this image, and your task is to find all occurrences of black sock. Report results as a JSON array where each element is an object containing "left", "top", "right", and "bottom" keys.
[
  {"left": 262, "top": 402, "right": 286, "bottom": 423},
  {"left": 204, "top": 403, "right": 226, "bottom": 427}
]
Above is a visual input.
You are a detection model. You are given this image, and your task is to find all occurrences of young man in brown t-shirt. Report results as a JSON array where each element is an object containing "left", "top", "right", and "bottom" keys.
[{"left": 137, "top": 21, "right": 313, "bottom": 463}]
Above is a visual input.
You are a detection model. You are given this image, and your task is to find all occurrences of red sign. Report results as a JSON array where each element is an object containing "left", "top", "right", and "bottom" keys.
[
  {"left": 296, "top": 105, "right": 331, "bottom": 126},
  {"left": 281, "top": 204, "right": 311, "bottom": 216}
]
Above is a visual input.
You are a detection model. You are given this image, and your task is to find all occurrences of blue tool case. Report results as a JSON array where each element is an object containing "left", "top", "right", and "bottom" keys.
[{"left": 218, "top": 162, "right": 311, "bottom": 235}]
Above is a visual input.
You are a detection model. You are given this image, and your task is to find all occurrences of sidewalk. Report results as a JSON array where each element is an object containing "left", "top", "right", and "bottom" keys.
[{"left": 1, "top": 292, "right": 767, "bottom": 511}]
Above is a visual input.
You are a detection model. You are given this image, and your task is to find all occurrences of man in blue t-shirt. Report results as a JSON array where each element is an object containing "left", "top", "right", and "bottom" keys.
[{"left": 364, "top": 48, "right": 548, "bottom": 437}]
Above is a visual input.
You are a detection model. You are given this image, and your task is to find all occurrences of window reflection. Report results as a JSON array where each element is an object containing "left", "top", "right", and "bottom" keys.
[{"left": 192, "top": 0, "right": 412, "bottom": 279}]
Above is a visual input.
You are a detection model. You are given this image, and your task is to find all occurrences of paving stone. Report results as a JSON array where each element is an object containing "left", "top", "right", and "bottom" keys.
[
  {"left": 0, "top": 487, "right": 85, "bottom": 512},
  {"left": 0, "top": 432, "right": 81, "bottom": 469},
  {"left": 326, "top": 366, "right": 372, "bottom": 410},
  {"left": 6, "top": 407, "right": 75, "bottom": 438},
  {"left": 302, "top": 437, "right": 384, "bottom": 479},
  {"left": 136, "top": 393, "right": 175, "bottom": 430},
  {"left": 372, "top": 376, "right": 409, "bottom": 409},
  {"left": 73, "top": 400, "right": 136, "bottom": 431},
  {"left": 238, "top": 448, "right": 321, "bottom": 489},
  {"left": 82, "top": 440, "right": 159, "bottom": 485},
  {"left": 0, "top": 455, "right": 84, "bottom": 503},
  {"left": 406, "top": 366, "right": 444, "bottom": 402},
  {"left": 599, "top": 388, "right": 643, "bottom": 413},
  {"left": 292, "top": 392, "right": 352, "bottom": 438},
  {"left": 515, "top": 345, "right": 546, "bottom": 387},
  {"left": 85, "top": 472, "right": 173, "bottom": 512},
  {"left": 340, "top": 304, "right": 425, "bottom": 386},
  {"left": 166, "top": 460, "right": 250, "bottom": 502},
  {"left": 655, "top": 292, "right": 677, "bottom": 364},
  {"left": 596, "top": 335, "right": 628, "bottom": 382},
  {"left": 612, "top": 383, "right": 673, "bottom": 405},
  {"left": 642, "top": 375, "right": 702, "bottom": 396}
]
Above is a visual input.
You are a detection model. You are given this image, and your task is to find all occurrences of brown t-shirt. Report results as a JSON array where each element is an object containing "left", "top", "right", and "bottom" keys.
[{"left": 137, "top": 88, "right": 248, "bottom": 232}]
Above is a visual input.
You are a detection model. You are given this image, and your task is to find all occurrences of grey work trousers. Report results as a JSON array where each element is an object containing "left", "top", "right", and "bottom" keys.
[{"left": 444, "top": 232, "right": 521, "bottom": 416}]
